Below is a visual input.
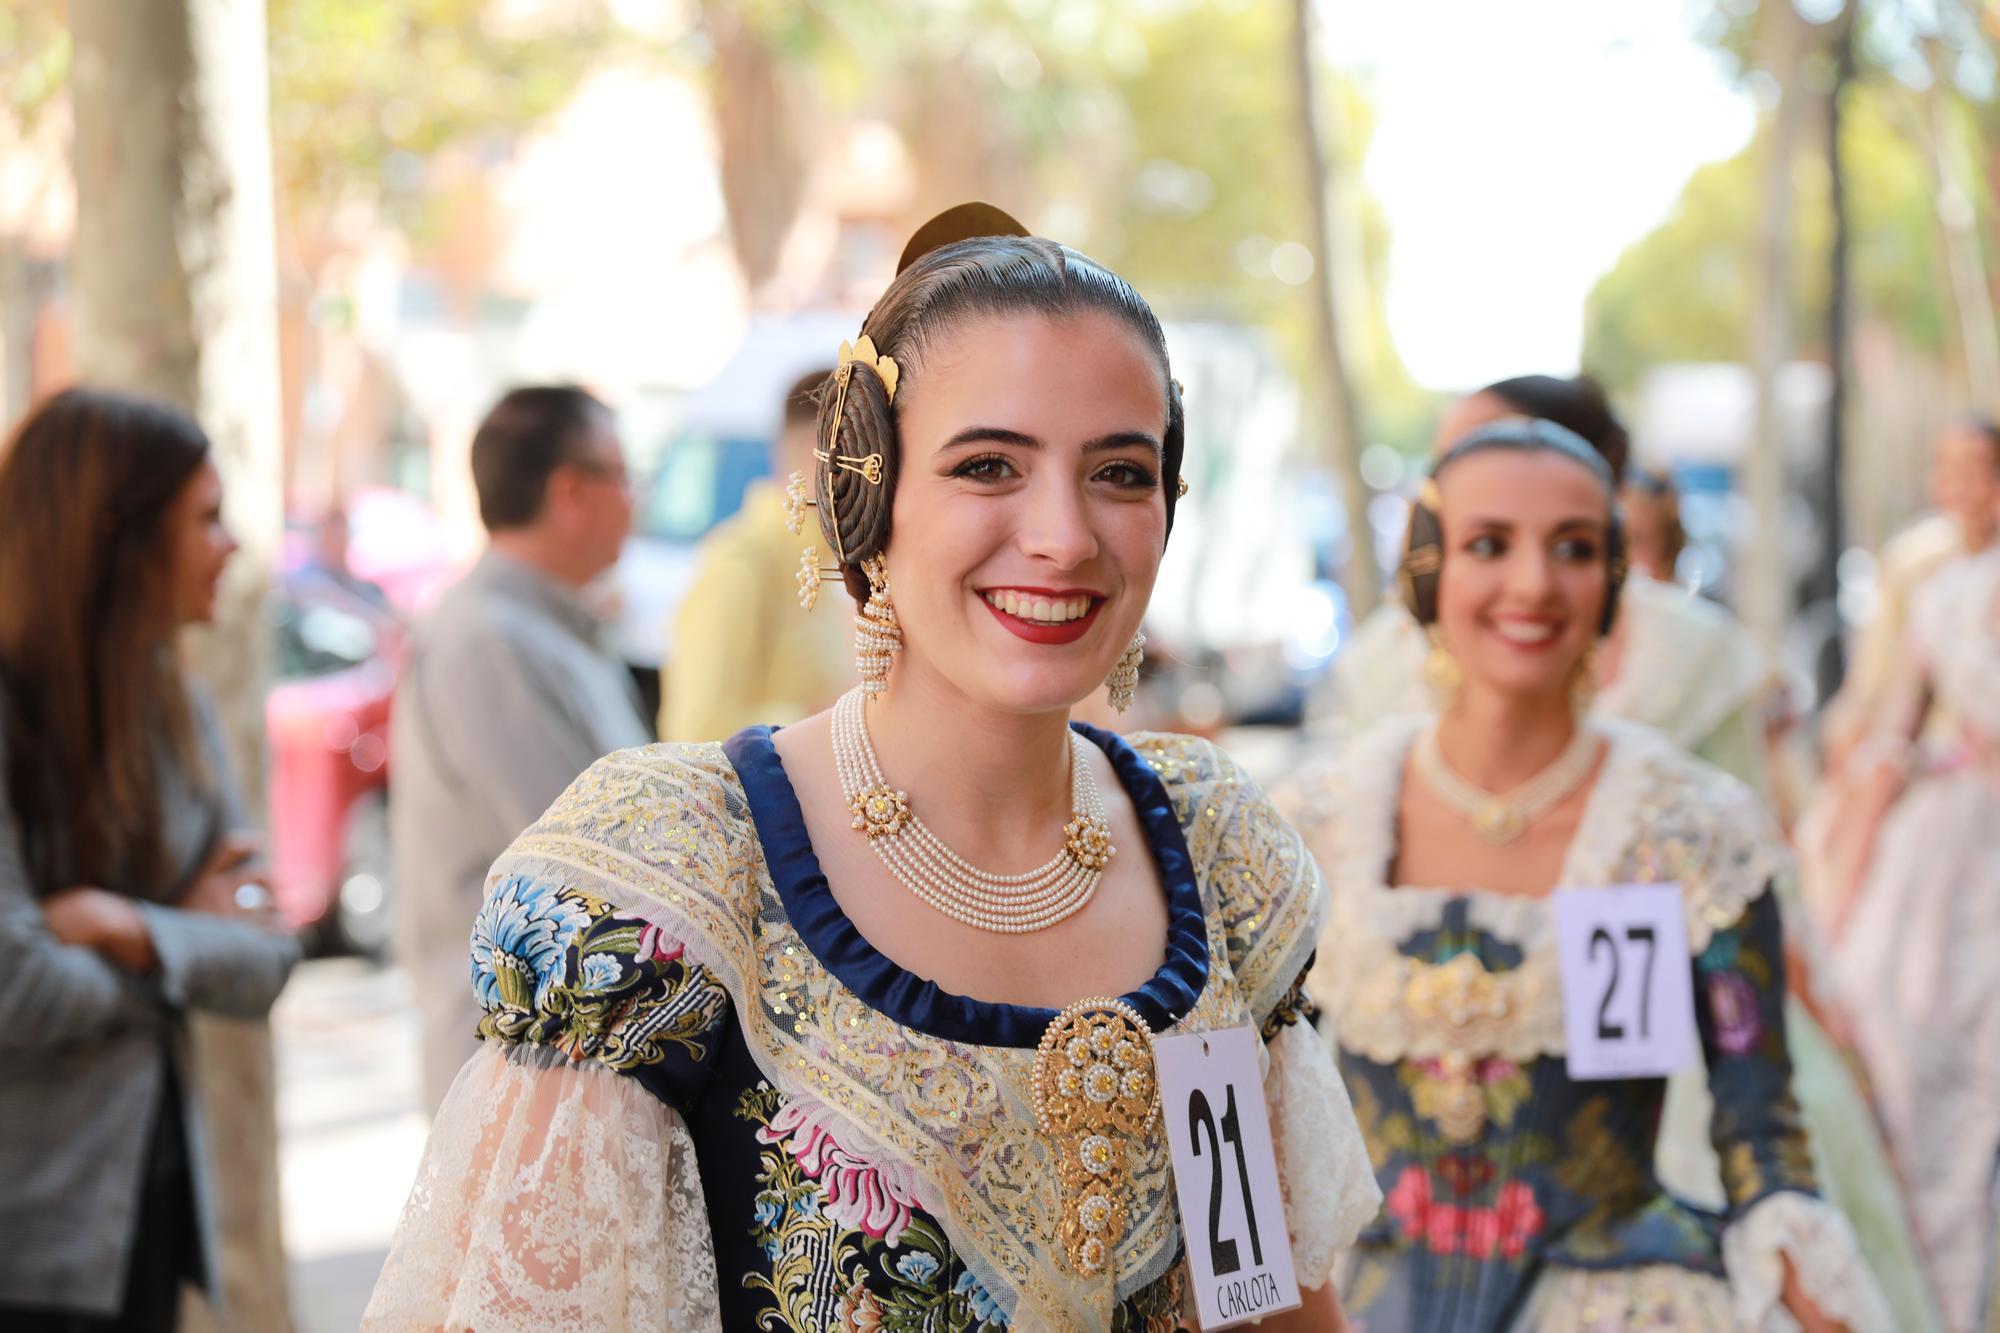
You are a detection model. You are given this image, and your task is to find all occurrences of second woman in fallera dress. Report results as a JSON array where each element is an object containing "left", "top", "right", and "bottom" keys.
[
  {"left": 363, "top": 208, "right": 1379, "bottom": 1330},
  {"left": 1284, "top": 420, "right": 1889, "bottom": 1331}
]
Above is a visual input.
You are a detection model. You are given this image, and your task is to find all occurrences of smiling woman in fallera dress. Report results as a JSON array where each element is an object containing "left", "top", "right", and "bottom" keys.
[
  {"left": 1283, "top": 419, "right": 1889, "bottom": 1332},
  {"left": 363, "top": 207, "right": 1379, "bottom": 1331}
]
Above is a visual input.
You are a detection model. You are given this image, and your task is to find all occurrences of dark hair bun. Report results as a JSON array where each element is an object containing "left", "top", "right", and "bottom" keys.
[{"left": 814, "top": 360, "right": 898, "bottom": 603}]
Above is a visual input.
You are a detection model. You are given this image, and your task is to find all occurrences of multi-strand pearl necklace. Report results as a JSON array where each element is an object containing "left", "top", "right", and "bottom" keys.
[
  {"left": 831, "top": 688, "right": 1114, "bottom": 934},
  {"left": 1412, "top": 720, "right": 1599, "bottom": 846}
]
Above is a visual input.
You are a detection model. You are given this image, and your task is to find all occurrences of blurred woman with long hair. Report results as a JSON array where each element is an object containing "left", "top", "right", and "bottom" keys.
[{"left": 0, "top": 388, "right": 298, "bottom": 1331}]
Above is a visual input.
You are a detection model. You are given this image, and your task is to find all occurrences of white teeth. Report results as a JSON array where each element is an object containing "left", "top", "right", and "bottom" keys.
[
  {"left": 983, "top": 592, "right": 1094, "bottom": 623},
  {"left": 1495, "top": 621, "right": 1555, "bottom": 644}
]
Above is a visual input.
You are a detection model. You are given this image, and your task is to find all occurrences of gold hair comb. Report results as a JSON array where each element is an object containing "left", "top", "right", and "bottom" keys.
[{"left": 837, "top": 335, "right": 899, "bottom": 404}]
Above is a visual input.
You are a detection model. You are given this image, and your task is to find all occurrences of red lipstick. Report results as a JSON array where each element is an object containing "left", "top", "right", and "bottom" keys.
[{"left": 979, "top": 588, "right": 1106, "bottom": 645}]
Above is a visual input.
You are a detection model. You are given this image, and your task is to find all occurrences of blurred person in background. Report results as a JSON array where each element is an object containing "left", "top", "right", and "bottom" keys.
[
  {"left": 1323, "top": 375, "right": 1938, "bottom": 1329},
  {"left": 390, "top": 385, "right": 651, "bottom": 1114},
  {"left": 658, "top": 368, "right": 854, "bottom": 741},
  {"left": 1333, "top": 375, "right": 1778, "bottom": 797},
  {"left": 292, "top": 503, "right": 397, "bottom": 622},
  {"left": 1818, "top": 417, "right": 2000, "bottom": 771},
  {"left": 1816, "top": 520, "right": 2000, "bottom": 1329},
  {"left": 1621, "top": 466, "right": 1687, "bottom": 582},
  {"left": 1285, "top": 420, "right": 1886, "bottom": 1331},
  {"left": 0, "top": 389, "right": 299, "bottom": 1331}
]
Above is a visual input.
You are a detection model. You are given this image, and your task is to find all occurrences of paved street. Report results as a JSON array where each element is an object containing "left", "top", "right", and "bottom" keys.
[{"left": 275, "top": 958, "right": 427, "bottom": 1333}]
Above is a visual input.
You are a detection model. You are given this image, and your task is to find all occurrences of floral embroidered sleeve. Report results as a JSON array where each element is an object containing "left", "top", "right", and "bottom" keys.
[
  {"left": 1700, "top": 886, "right": 1892, "bottom": 1332},
  {"left": 365, "top": 751, "right": 739, "bottom": 1333}
]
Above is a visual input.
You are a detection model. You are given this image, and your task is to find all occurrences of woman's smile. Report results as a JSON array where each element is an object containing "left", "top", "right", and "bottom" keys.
[{"left": 978, "top": 586, "right": 1107, "bottom": 644}]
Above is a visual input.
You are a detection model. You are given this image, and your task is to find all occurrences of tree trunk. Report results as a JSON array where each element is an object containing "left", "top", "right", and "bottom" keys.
[
  {"left": 69, "top": 2, "right": 290, "bottom": 1329},
  {"left": 1813, "top": 4, "right": 1856, "bottom": 705},
  {"left": 1744, "top": 4, "right": 1805, "bottom": 653},
  {"left": 1287, "top": 0, "right": 1379, "bottom": 619},
  {"left": 1923, "top": 36, "right": 2000, "bottom": 404},
  {"left": 701, "top": 3, "right": 807, "bottom": 298}
]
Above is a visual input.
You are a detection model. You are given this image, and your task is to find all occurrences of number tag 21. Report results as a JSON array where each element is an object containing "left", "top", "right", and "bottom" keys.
[
  {"left": 1154, "top": 1025, "right": 1299, "bottom": 1330},
  {"left": 1552, "top": 883, "right": 1698, "bottom": 1081}
]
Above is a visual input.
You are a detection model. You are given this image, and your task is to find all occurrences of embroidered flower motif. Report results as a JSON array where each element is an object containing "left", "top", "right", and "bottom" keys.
[
  {"left": 1707, "top": 972, "right": 1763, "bottom": 1056},
  {"left": 752, "top": 1194, "right": 783, "bottom": 1230},
  {"left": 635, "top": 921, "right": 685, "bottom": 964},
  {"left": 470, "top": 875, "right": 592, "bottom": 1012},
  {"left": 835, "top": 1277, "right": 885, "bottom": 1332},
  {"left": 893, "top": 1250, "right": 940, "bottom": 1285},
  {"left": 1491, "top": 1181, "right": 1543, "bottom": 1259},
  {"left": 952, "top": 1269, "right": 1007, "bottom": 1324},
  {"left": 1384, "top": 1165, "right": 1544, "bottom": 1259},
  {"left": 579, "top": 952, "right": 621, "bottom": 991},
  {"left": 756, "top": 1094, "right": 922, "bottom": 1246}
]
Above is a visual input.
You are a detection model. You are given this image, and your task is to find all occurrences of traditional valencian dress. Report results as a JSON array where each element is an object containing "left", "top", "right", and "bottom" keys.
[
  {"left": 1287, "top": 716, "right": 1890, "bottom": 1332},
  {"left": 1830, "top": 546, "right": 2000, "bottom": 1330},
  {"left": 362, "top": 726, "right": 1380, "bottom": 1331},
  {"left": 1329, "top": 579, "right": 1938, "bottom": 1330}
]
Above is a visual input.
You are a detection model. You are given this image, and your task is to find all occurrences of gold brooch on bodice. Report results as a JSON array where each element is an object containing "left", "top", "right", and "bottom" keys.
[
  {"left": 1401, "top": 952, "right": 1538, "bottom": 1144},
  {"left": 1032, "top": 997, "right": 1160, "bottom": 1276}
]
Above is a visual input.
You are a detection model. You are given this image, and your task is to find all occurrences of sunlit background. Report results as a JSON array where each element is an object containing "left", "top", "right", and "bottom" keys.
[{"left": 5, "top": 0, "right": 1998, "bottom": 1325}]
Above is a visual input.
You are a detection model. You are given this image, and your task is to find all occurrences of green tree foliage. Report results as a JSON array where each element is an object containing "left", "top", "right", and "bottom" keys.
[
  {"left": 1584, "top": 80, "right": 1950, "bottom": 390},
  {"left": 266, "top": 0, "right": 617, "bottom": 240},
  {"left": 0, "top": 0, "right": 66, "bottom": 129},
  {"left": 1080, "top": 0, "right": 1429, "bottom": 450}
]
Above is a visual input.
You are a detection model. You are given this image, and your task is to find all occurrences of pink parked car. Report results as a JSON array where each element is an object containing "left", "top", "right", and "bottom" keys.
[{"left": 265, "top": 489, "right": 451, "bottom": 954}]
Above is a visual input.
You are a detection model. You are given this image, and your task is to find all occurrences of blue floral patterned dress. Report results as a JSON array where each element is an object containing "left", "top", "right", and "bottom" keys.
[{"left": 363, "top": 726, "right": 1378, "bottom": 1332}]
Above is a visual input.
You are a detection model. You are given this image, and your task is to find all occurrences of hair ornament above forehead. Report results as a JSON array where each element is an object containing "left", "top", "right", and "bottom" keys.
[
  {"left": 1434, "top": 416, "right": 1615, "bottom": 495},
  {"left": 897, "top": 200, "right": 1031, "bottom": 273}
]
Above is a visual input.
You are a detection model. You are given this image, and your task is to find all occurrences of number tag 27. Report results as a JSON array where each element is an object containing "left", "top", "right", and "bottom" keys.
[
  {"left": 1552, "top": 883, "right": 1698, "bottom": 1081},
  {"left": 1154, "top": 1025, "right": 1299, "bottom": 1330}
]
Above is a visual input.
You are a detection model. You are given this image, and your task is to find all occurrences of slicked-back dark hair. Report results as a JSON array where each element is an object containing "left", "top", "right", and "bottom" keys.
[
  {"left": 812, "top": 235, "right": 1183, "bottom": 602},
  {"left": 470, "top": 385, "right": 610, "bottom": 531},
  {"left": 1481, "top": 374, "right": 1630, "bottom": 486}
]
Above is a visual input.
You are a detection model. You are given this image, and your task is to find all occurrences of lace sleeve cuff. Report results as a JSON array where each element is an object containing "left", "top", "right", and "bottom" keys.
[
  {"left": 1264, "top": 1020, "right": 1382, "bottom": 1288},
  {"left": 363, "top": 1044, "right": 722, "bottom": 1332},
  {"left": 1721, "top": 1190, "right": 1892, "bottom": 1333}
]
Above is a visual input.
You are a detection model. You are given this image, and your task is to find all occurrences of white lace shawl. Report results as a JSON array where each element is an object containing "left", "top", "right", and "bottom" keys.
[{"left": 1301, "top": 714, "right": 1789, "bottom": 1066}]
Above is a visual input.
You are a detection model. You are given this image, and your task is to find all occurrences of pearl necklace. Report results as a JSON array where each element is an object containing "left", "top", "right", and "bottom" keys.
[
  {"left": 1412, "top": 720, "right": 1599, "bottom": 846},
  {"left": 831, "top": 688, "right": 1114, "bottom": 934}
]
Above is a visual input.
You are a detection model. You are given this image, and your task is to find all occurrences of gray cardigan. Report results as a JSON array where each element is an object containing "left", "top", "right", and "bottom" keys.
[{"left": 0, "top": 693, "right": 299, "bottom": 1316}]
